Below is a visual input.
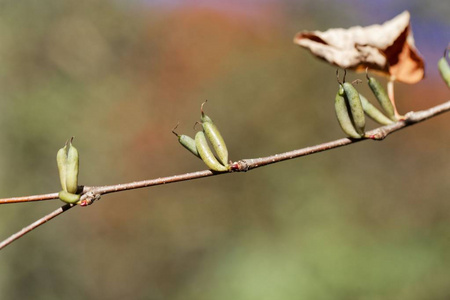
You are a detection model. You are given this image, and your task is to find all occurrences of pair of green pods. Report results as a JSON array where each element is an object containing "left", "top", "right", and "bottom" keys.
[
  {"left": 335, "top": 84, "right": 364, "bottom": 139},
  {"left": 335, "top": 70, "right": 397, "bottom": 139},
  {"left": 174, "top": 103, "right": 229, "bottom": 172},
  {"left": 56, "top": 138, "right": 81, "bottom": 204}
]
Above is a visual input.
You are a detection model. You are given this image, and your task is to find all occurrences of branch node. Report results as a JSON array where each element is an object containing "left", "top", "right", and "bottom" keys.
[
  {"left": 367, "top": 127, "right": 389, "bottom": 140},
  {"left": 80, "top": 191, "right": 101, "bottom": 207},
  {"left": 403, "top": 111, "right": 417, "bottom": 123},
  {"left": 231, "top": 160, "right": 249, "bottom": 172}
]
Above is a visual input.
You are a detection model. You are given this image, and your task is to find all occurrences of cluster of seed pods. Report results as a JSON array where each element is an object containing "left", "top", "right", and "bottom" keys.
[
  {"left": 334, "top": 69, "right": 397, "bottom": 139},
  {"left": 173, "top": 102, "right": 230, "bottom": 172}
]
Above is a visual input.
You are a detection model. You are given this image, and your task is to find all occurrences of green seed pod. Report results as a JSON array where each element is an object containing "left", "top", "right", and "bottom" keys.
[
  {"left": 366, "top": 75, "right": 397, "bottom": 121},
  {"left": 201, "top": 121, "right": 229, "bottom": 166},
  {"left": 65, "top": 141, "right": 79, "bottom": 194},
  {"left": 178, "top": 135, "right": 200, "bottom": 158},
  {"left": 195, "top": 131, "right": 228, "bottom": 172},
  {"left": 58, "top": 190, "right": 81, "bottom": 204},
  {"left": 56, "top": 144, "right": 68, "bottom": 192},
  {"left": 359, "top": 93, "right": 394, "bottom": 126},
  {"left": 200, "top": 102, "right": 229, "bottom": 166},
  {"left": 56, "top": 137, "right": 79, "bottom": 194},
  {"left": 172, "top": 126, "right": 200, "bottom": 158},
  {"left": 342, "top": 82, "right": 365, "bottom": 135},
  {"left": 438, "top": 51, "right": 450, "bottom": 87},
  {"left": 334, "top": 86, "right": 362, "bottom": 139}
]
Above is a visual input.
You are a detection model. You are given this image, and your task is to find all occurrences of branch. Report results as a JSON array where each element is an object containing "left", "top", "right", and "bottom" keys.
[
  {"left": 0, "top": 204, "right": 75, "bottom": 250},
  {"left": 236, "top": 100, "right": 450, "bottom": 170},
  {"left": 0, "top": 193, "right": 59, "bottom": 204},
  {"left": 4, "top": 100, "right": 450, "bottom": 204},
  {"left": 0, "top": 99, "right": 449, "bottom": 250}
]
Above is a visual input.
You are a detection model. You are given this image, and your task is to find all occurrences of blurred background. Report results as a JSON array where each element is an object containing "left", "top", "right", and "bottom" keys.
[{"left": 0, "top": 0, "right": 449, "bottom": 299}]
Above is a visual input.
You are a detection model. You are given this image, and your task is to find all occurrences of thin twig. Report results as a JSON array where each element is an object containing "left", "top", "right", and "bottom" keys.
[
  {"left": 1, "top": 99, "right": 449, "bottom": 250},
  {"left": 0, "top": 193, "right": 59, "bottom": 204},
  {"left": 236, "top": 100, "right": 450, "bottom": 170},
  {"left": 0, "top": 204, "right": 75, "bottom": 250}
]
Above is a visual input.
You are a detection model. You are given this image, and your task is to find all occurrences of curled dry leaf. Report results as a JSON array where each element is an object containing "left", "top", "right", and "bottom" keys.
[{"left": 294, "top": 11, "right": 424, "bottom": 84}]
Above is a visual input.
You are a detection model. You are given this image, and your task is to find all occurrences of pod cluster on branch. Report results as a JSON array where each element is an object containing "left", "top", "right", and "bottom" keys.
[
  {"left": 173, "top": 101, "right": 230, "bottom": 172},
  {"left": 334, "top": 69, "right": 397, "bottom": 139}
]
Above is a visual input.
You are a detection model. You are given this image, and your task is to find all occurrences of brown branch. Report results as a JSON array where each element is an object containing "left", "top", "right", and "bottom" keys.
[
  {"left": 0, "top": 192, "right": 59, "bottom": 204},
  {"left": 236, "top": 100, "right": 450, "bottom": 170},
  {"left": 0, "top": 99, "right": 449, "bottom": 250},
  {"left": 4, "top": 100, "right": 450, "bottom": 205},
  {"left": 0, "top": 204, "right": 75, "bottom": 250}
]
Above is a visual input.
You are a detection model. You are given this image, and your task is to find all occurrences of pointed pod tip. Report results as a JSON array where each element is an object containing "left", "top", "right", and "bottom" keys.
[
  {"left": 201, "top": 100, "right": 208, "bottom": 115},
  {"left": 172, "top": 122, "right": 180, "bottom": 137}
]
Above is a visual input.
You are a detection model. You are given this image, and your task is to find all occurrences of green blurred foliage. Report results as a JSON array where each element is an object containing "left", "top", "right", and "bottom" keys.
[{"left": 0, "top": 0, "right": 449, "bottom": 299}]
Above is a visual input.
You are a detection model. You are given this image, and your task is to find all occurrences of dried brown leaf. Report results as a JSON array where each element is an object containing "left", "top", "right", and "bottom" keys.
[{"left": 294, "top": 11, "right": 424, "bottom": 83}]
